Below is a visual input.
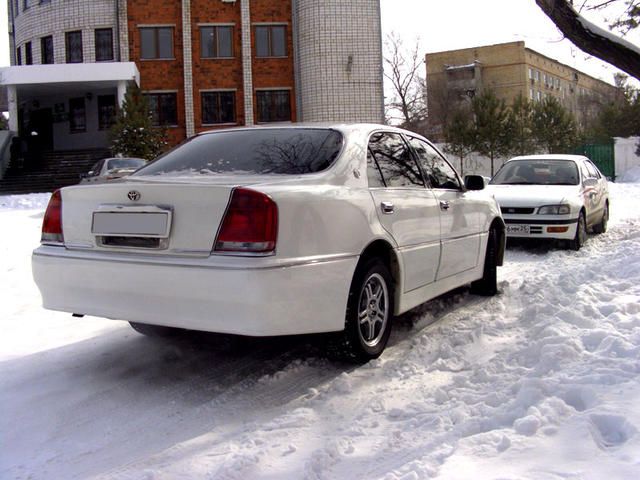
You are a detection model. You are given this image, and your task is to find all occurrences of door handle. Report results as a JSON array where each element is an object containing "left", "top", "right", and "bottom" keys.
[
  {"left": 380, "top": 201, "right": 395, "bottom": 214},
  {"left": 439, "top": 201, "right": 450, "bottom": 211}
]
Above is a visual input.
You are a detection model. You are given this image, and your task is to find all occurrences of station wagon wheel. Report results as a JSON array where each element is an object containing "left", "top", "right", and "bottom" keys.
[
  {"left": 335, "top": 258, "right": 394, "bottom": 362},
  {"left": 569, "top": 212, "right": 587, "bottom": 251},
  {"left": 593, "top": 203, "right": 609, "bottom": 234}
]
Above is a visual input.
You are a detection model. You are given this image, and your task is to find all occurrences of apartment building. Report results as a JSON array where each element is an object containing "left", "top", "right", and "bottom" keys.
[
  {"left": 426, "top": 41, "right": 619, "bottom": 140},
  {"left": 1, "top": 0, "right": 384, "bottom": 153}
]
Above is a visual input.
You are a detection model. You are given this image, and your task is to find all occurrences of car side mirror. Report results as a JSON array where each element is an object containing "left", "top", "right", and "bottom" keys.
[{"left": 464, "top": 175, "right": 485, "bottom": 191}]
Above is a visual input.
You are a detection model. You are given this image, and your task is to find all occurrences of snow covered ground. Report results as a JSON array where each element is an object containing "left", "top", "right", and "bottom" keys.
[{"left": 1, "top": 181, "right": 639, "bottom": 480}]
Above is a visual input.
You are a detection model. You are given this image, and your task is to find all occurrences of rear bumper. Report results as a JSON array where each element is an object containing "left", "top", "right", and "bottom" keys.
[
  {"left": 504, "top": 217, "right": 578, "bottom": 240},
  {"left": 32, "top": 246, "right": 357, "bottom": 336}
]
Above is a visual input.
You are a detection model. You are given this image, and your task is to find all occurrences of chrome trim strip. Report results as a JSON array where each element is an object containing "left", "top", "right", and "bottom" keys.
[{"left": 33, "top": 248, "right": 359, "bottom": 271}]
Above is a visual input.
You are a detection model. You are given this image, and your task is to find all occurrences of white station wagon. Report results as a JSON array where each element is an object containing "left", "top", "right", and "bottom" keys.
[
  {"left": 33, "top": 124, "right": 505, "bottom": 361},
  {"left": 487, "top": 154, "right": 609, "bottom": 250}
]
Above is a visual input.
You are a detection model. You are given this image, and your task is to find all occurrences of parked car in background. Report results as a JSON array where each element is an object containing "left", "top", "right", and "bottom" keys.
[
  {"left": 79, "top": 157, "right": 146, "bottom": 184},
  {"left": 487, "top": 154, "right": 609, "bottom": 250},
  {"left": 33, "top": 124, "right": 505, "bottom": 361}
]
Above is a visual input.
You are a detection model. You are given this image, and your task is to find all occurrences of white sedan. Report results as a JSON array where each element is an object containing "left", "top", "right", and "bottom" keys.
[
  {"left": 487, "top": 154, "right": 609, "bottom": 250},
  {"left": 33, "top": 124, "right": 505, "bottom": 361}
]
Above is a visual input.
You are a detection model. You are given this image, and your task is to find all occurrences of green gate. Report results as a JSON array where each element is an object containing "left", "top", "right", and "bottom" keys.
[{"left": 573, "top": 142, "right": 616, "bottom": 180}]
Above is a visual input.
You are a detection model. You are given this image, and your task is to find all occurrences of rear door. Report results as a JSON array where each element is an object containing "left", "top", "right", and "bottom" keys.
[
  {"left": 406, "top": 137, "right": 481, "bottom": 280},
  {"left": 367, "top": 132, "right": 441, "bottom": 292}
]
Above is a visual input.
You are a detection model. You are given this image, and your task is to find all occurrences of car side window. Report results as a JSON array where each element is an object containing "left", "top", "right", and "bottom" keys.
[
  {"left": 90, "top": 160, "right": 103, "bottom": 176},
  {"left": 581, "top": 161, "right": 597, "bottom": 182},
  {"left": 586, "top": 161, "right": 601, "bottom": 179},
  {"left": 407, "top": 137, "right": 461, "bottom": 190},
  {"left": 367, "top": 148, "right": 386, "bottom": 188},
  {"left": 367, "top": 132, "right": 424, "bottom": 188}
]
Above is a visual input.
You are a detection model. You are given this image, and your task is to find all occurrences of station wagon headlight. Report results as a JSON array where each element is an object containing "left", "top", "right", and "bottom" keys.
[{"left": 538, "top": 204, "right": 571, "bottom": 215}]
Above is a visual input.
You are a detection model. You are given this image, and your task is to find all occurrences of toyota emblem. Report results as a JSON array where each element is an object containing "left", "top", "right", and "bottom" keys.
[{"left": 128, "top": 190, "right": 141, "bottom": 202}]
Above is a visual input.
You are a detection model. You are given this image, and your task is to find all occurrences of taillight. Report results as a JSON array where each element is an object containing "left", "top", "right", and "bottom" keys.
[
  {"left": 214, "top": 188, "right": 278, "bottom": 254},
  {"left": 41, "top": 189, "right": 64, "bottom": 245}
]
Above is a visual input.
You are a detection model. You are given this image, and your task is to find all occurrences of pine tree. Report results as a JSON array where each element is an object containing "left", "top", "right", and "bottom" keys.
[
  {"left": 507, "top": 94, "right": 537, "bottom": 156},
  {"left": 532, "top": 96, "right": 577, "bottom": 153},
  {"left": 109, "top": 86, "right": 168, "bottom": 160},
  {"left": 444, "top": 106, "right": 474, "bottom": 176},
  {"left": 470, "top": 91, "right": 513, "bottom": 175}
]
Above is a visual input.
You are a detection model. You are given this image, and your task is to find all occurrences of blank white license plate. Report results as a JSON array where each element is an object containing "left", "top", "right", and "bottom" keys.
[
  {"left": 92, "top": 212, "right": 169, "bottom": 237},
  {"left": 507, "top": 224, "right": 530, "bottom": 235}
]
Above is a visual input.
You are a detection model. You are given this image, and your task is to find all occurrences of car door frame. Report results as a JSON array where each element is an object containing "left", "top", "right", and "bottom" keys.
[
  {"left": 366, "top": 129, "right": 442, "bottom": 293},
  {"left": 403, "top": 135, "right": 483, "bottom": 281}
]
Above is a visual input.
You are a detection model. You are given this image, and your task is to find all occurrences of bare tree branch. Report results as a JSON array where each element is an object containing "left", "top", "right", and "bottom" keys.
[{"left": 536, "top": 0, "right": 640, "bottom": 80}]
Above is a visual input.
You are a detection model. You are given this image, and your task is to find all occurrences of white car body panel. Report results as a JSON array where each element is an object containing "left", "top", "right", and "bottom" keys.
[{"left": 33, "top": 124, "right": 504, "bottom": 337}]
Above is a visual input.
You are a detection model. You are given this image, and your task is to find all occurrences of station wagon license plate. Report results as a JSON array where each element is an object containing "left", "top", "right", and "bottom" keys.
[
  {"left": 92, "top": 211, "right": 170, "bottom": 238},
  {"left": 507, "top": 224, "right": 530, "bottom": 235}
]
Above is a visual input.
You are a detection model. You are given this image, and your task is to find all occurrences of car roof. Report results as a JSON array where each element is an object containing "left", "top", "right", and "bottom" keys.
[
  {"left": 506, "top": 154, "right": 588, "bottom": 163},
  {"left": 195, "top": 123, "right": 430, "bottom": 141}
]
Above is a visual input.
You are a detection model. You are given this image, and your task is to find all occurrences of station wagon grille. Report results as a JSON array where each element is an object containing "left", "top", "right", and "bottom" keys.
[{"left": 501, "top": 207, "right": 535, "bottom": 214}]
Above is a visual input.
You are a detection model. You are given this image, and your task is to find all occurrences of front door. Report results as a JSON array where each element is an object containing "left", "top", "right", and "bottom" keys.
[
  {"left": 28, "top": 108, "right": 54, "bottom": 151},
  {"left": 406, "top": 136, "right": 481, "bottom": 280}
]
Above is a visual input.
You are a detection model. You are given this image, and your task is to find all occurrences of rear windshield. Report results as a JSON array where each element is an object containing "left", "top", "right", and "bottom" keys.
[
  {"left": 490, "top": 159, "right": 580, "bottom": 186},
  {"left": 135, "top": 128, "right": 344, "bottom": 176},
  {"left": 106, "top": 158, "right": 146, "bottom": 170}
]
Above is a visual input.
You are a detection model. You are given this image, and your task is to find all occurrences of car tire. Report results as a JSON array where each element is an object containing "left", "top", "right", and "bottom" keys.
[
  {"left": 331, "top": 258, "right": 394, "bottom": 362},
  {"left": 593, "top": 203, "right": 609, "bottom": 234},
  {"left": 569, "top": 212, "right": 587, "bottom": 251},
  {"left": 470, "top": 228, "right": 498, "bottom": 296},
  {"left": 129, "top": 321, "right": 180, "bottom": 338}
]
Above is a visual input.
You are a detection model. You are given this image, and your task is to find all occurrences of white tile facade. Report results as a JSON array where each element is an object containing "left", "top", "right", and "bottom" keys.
[
  {"left": 11, "top": 0, "right": 124, "bottom": 65},
  {"left": 294, "top": 0, "right": 384, "bottom": 123}
]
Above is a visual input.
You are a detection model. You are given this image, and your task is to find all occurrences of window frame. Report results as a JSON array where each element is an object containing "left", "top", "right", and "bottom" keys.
[
  {"left": 254, "top": 24, "right": 288, "bottom": 58},
  {"left": 95, "top": 28, "right": 114, "bottom": 62},
  {"left": 69, "top": 97, "right": 87, "bottom": 134},
  {"left": 144, "top": 91, "right": 178, "bottom": 127},
  {"left": 24, "top": 41, "right": 32, "bottom": 65},
  {"left": 406, "top": 135, "right": 462, "bottom": 191},
  {"left": 199, "top": 25, "right": 234, "bottom": 59},
  {"left": 200, "top": 90, "right": 237, "bottom": 125},
  {"left": 97, "top": 94, "right": 117, "bottom": 131},
  {"left": 65, "top": 30, "right": 83, "bottom": 64},
  {"left": 41, "top": 35, "right": 54, "bottom": 64},
  {"left": 255, "top": 89, "right": 291, "bottom": 123},
  {"left": 139, "top": 26, "right": 175, "bottom": 60},
  {"left": 366, "top": 131, "right": 426, "bottom": 189}
]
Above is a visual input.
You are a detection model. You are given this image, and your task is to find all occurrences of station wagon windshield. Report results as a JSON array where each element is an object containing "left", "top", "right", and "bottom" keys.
[
  {"left": 490, "top": 159, "right": 580, "bottom": 186},
  {"left": 135, "top": 128, "right": 344, "bottom": 176}
]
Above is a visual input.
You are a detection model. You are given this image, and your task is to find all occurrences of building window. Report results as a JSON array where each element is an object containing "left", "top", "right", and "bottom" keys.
[
  {"left": 140, "top": 27, "right": 174, "bottom": 60},
  {"left": 201, "top": 91, "right": 236, "bottom": 124},
  {"left": 25, "top": 42, "right": 32, "bottom": 65},
  {"left": 66, "top": 31, "right": 83, "bottom": 63},
  {"left": 255, "top": 25, "right": 287, "bottom": 58},
  {"left": 41, "top": 36, "right": 54, "bottom": 64},
  {"left": 69, "top": 97, "right": 86, "bottom": 133},
  {"left": 98, "top": 95, "right": 117, "bottom": 130},
  {"left": 256, "top": 90, "right": 291, "bottom": 123},
  {"left": 144, "top": 92, "right": 177, "bottom": 126},
  {"left": 200, "top": 26, "right": 233, "bottom": 58},
  {"left": 13, "top": 0, "right": 19, "bottom": 17},
  {"left": 22, "top": 0, "right": 28, "bottom": 11},
  {"left": 95, "top": 28, "right": 114, "bottom": 62},
  {"left": 16, "top": 46, "right": 21, "bottom": 65}
]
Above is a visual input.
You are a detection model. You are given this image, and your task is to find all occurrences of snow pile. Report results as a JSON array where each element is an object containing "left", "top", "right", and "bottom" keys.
[
  {"left": 0, "top": 192, "right": 51, "bottom": 210},
  {"left": 619, "top": 165, "right": 640, "bottom": 183},
  {"left": 1, "top": 184, "right": 639, "bottom": 479}
]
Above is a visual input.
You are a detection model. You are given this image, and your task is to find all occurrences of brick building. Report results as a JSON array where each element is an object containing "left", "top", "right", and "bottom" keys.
[
  {"left": 1, "top": 0, "right": 383, "bottom": 156},
  {"left": 426, "top": 41, "right": 619, "bottom": 141}
]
